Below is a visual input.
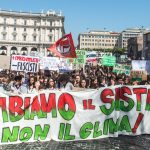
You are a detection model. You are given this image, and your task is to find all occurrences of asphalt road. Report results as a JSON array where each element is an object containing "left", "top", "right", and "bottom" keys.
[{"left": 0, "top": 135, "right": 150, "bottom": 150}]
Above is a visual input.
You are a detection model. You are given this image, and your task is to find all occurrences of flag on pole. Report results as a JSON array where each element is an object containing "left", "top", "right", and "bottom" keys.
[{"left": 47, "top": 33, "right": 77, "bottom": 58}]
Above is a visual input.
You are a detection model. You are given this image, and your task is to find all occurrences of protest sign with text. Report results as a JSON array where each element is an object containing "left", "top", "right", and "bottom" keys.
[
  {"left": 73, "top": 50, "right": 86, "bottom": 64},
  {"left": 40, "top": 57, "right": 59, "bottom": 71},
  {"left": 11, "top": 55, "right": 39, "bottom": 73}
]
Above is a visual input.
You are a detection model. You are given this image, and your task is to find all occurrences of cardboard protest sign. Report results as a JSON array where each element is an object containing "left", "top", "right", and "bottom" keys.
[
  {"left": 1, "top": 86, "right": 150, "bottom": 145},
  {"left": 11, "top": 55, "right": 39, "bottom": 73},
  {"left": 130, "top": 70, "right": 147, "bottom": 81},
  {"left": 0, "top": 56, "right": 10, "bottom": 69}
]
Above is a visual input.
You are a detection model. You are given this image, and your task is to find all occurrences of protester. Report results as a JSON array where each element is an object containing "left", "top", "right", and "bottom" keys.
[
  {"left": 0, "top": 63, "right": 148, "bottom": 93},
  {"left": 99, "top": 77, "right": 107, "bottom": 87},
  {"left": 47, "top": 78, "right": 56, "bottom": 90},
  {"left": 58, "top": 74, "right": 74, "bottom": 90},
  {"left": 2, "top": 75, "right": 11, "bottom": 91},
  {"left": 27, "top": 76, "right": 34, "bottom": 93},
  {"left": 90, "top": 77, "right": 99, "bottom": 89},
  {"left": 108, "top": 78, "right": 116, "bottom": 86},
  {"left": 11, "top": 75, "right": 27, "bottom": 94},
  {"left": 79, "top": 79, "right": 87, "bottom": 89},
  {"left": 74, "top": 75, "right": 81, "bottom": 87},
  {"left": 32, "top": 81, "right": 42, "bottom": 93}
]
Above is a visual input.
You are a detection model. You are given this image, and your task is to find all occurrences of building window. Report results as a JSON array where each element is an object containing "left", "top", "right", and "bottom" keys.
[
  {"left": 3, "top": 26, "right": 6, "bottom": 31},
  {"left": 33, "top": 36, "right": 36, "bottom": 42},
  {"left": 50, "top": 29, "right": 52, "bottom": 32},
  {"left": 34, "top": 21, "right": 36, "bottom": 26},
  {"left": 14, "top": 27, "right": 16, "bottom": 31},
  {"left": 34, "top": 28, "right": 36, "bottom": 32},
  {"left": 3, "top": 34, "right": 6, "bottom": 40},
  {"left": 13, "top": 35, "right": 16, "bottom": 41},
  {"left": 23, "top": 35, "right": 26, "bottom": 41},
  {"left": 50, "top": 21, "right": 52, "bottom": 26},
  {"left": 24, "top": 20, "right": 27, "bottom": 25},
  {"left": 49, "top": 36, "right": 52, "bottom": 42},
  {"left": 4, "top": 18, "right": 6, "bottom": 24},
  {"left": 24, "top": 28, "right": 26, "bottom": 32},
  {"left": 14, "top": 19, "right": 17, "bottom": 25}
]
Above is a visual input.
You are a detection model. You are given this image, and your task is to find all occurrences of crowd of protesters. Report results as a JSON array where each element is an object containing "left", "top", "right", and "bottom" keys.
[{"left": 0, "top": 64, "right": 150, "bottom": 94}]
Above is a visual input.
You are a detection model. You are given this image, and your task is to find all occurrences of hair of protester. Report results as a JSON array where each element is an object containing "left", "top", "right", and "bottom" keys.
[
  {"left": 14, "top": 75, "right": 22, "bottom": 81},
  {"left": 58, "top": 74, "right": 70, "bottom": 83}
]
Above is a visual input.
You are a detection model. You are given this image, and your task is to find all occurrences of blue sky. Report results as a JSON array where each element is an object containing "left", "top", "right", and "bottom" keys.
[{"left": 0, "top": 0, "right": 150, "bottom": 45}]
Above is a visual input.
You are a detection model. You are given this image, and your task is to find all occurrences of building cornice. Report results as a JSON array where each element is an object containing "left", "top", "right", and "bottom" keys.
[
  {"left": 0, "top": 41, "right": 53, "bottom": 45},
  {"left": 0, "top": 23, "right": 62, "bottom": 29},
  {"left": 0, "top": 10, "right": 64, "bottom": 19},
  {"left": 1, "top": 31, "right": 7, "bottom": 35}
]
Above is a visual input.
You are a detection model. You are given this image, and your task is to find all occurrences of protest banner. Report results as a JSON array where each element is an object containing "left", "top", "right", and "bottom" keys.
[
  {"left": 101, "top": 55, "right": 116, "bottom": 66},
  {"left": 11, "top": 55, "right": 39, "bottom": 73},
  {"left": 40, "top": 57, "right": 59, "bottom": 71},
  {"left": 1, "top": 86, "right": 150, "bottom": 145},
  {"left": 0, "top": 56, "right": 10, "bottom": 69}
]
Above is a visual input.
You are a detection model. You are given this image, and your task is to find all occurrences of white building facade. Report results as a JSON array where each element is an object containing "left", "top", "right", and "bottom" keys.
[
  {"left": 0, "top": 10, "right": 65, "bottom": 56},
  {"left": 119, "top": 28, "right": 150, "bottom": 49},
  {"left": 78, "top": 30, "right": 119, "bottom": 50}
]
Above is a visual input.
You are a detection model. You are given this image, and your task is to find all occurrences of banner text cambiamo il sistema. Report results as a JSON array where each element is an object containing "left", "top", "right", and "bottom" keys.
[{"left": 1, "top": 86, "right": 150, "bottom": 144}]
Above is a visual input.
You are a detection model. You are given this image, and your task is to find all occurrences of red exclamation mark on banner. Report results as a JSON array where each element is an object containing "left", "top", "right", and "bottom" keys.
[{"left": 132, "top": 113, "right": 144, "bottom": 134}]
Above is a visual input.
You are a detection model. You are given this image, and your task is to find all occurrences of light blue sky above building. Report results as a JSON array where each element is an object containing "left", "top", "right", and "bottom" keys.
[{"left": 0, "top": 0, "right": 150, "bottom": 45}]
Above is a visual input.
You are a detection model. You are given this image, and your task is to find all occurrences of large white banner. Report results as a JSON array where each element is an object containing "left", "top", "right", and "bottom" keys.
[
  {"left": 1, "top": 85, "right": 150, "bottom": 145},
  {"left": 11, "top": 55, "right": 39, "bottom": 73},
  {"left": 0, "top": 56, "right": 10, "bottom": 69}
]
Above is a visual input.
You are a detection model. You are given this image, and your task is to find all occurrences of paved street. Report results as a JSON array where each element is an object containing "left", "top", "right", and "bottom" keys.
[{"left": 0, "top": 135, "right": 150, "bottom": 150}]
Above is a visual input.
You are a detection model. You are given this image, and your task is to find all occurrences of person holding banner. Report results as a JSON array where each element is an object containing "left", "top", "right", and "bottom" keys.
[
  {"left": 99, "top": 77, "right": 107, "bottom": 87},
  {"left": 58, "top": 74, "right": 74, "bottom": 91},
  {"left": 2, "top": 75, "right": 11, "bottom": 91},
  {"left": 32, "top": 81, "right": 44, "bottom": 93},
  {"left": 90, "top": 78, "right": 99, "bottom": 89},
  {"left": 79, "top": 79, "right": 88, "bottom": 89},
  {"left": 27, "top": 76, "right": 36, "bottom": 93},
  {"left": 47, "top": 78, "right": 56, "bottom": 90},
  {"left": 108, "top": 78, "right": 116, "bottom": 86},
  {"left": 11, "top": 75, "right": 27, "bottom": 94},
  {"left": 74, "top": 75, "right": 81, "bottom": 87}
]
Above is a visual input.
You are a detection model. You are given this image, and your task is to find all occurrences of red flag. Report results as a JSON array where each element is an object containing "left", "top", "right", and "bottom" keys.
[{"left": 48, "top": 33, "right": 77, "bottom": 58}]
